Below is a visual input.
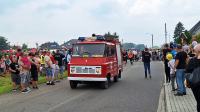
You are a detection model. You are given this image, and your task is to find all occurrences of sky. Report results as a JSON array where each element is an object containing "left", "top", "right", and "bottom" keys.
[{"left": 0, "top": 0, "right": 199, "bottom": 48}]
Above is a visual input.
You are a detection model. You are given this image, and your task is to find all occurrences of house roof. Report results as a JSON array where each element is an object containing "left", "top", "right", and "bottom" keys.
[
  {"left": 40, "top": 42, "right": 61, "bottom": 50},
  {"left": 190, "top": 20, "right": 200, "bottom": 35},
  {"left": 179, "top": 33, "right": 188, "bottom": 39},
  {"left": 61, "top": 39, "right": 78, "bottom": 49}
]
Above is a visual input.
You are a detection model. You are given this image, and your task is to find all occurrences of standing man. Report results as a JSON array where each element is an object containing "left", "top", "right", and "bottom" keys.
[
  {"left": 54, "top": 50, "right": 65, "bottom": 79},
  {"left": 174, "top": 45, "right": 188, "bottom": 96},
  {"left": 18, "top": 53, "right": 31, "bottom": 93},
  {"left": 142, "top": 48, "right": 152, "bottom": 79}
]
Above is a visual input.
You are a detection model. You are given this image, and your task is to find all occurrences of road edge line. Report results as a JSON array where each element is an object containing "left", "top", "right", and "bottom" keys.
[{"left": 157, "top": 62, "right": 167, "bottom": 112}]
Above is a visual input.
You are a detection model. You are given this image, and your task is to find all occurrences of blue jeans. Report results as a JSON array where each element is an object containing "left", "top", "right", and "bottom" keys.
[
  {"left": 144, "top": 62, "right": 151, "bottom": 77},
  {"left": 176, "top": 69, "right": 186, "bottom": 94},
  {"left": 45, "top": 68, "right": 53, "bottom": 77},
  {"left": 59, "top": 66, "right": 64, "bottom": 75}
]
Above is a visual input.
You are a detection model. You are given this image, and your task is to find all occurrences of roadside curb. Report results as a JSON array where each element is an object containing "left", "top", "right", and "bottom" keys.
[
  {"left": 157, "top": 81, "right": 167, "bottom": 112},
  {"left": 157, "top": 63, "right": 167, "bottom": 112}
]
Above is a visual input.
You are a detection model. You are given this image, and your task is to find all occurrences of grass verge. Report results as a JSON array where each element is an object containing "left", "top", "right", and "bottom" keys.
[{"left": 0, "top": 71, "right": 68, "bottom": 95}]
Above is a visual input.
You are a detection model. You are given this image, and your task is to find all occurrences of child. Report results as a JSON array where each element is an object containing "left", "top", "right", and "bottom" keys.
[
  {"left": 167, "top": 53, "right": 176, "bottom": 91},
  {"left": 9, "top": 57, "right": 21, "bottom": 91},
  {"left": 52, "top": 61, "right": 60, "bottom": 82},
  {"left": 54, "top": 61, "right": 60, "bottom": 82}
]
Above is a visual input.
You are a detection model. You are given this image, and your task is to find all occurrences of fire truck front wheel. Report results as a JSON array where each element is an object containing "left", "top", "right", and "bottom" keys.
[
  {"left": 114, "top": 75, "right": 119, "bottom": 82},
  {"left": 70, "top": 81, "right": 78, "bottom": 89},
  {"left": 101, "top": 77, "right": 110, "bottom": 89}
]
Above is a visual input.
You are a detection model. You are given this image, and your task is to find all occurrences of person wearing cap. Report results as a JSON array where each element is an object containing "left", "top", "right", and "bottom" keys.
[
  {"left": 142, "top": 48, "right": 151, "bottom": 79},
  {"left": 174, "top": 44, "right": 188, "bottom": 96},
  {"left": 167, "top": 53, "right": 176, "bottom": 91},
  {"left": 186, "top": 44, "right": 200, "bottom": 112}
]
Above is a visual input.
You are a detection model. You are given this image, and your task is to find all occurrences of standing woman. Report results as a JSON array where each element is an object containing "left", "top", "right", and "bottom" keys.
[
  {"left": 162, "top": 44, "right": 171, "bottom": 83},
  {"left": 29, "top": 53, "right": 39, "bottom": 89},
  {"left": 186, "top": 44, "right": 200, "bottom": 112}
]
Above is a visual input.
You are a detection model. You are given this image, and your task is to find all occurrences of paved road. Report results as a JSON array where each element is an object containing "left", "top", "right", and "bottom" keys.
[{"left": 0, "top": 61, "right": 164, "bottom": 112}]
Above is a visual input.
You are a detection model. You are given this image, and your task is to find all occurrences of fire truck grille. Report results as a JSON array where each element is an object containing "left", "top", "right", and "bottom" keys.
[{"left": 75, "top": 67, "right": 96, "bottom": 74}]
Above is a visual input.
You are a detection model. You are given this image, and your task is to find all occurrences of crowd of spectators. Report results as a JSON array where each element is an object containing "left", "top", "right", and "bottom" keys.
[
  {"left": 0, "top": 48, "right": 72, "bottom": 93},
  {"left": 163, "top": 37, "right": 200, "bottom": 112}
]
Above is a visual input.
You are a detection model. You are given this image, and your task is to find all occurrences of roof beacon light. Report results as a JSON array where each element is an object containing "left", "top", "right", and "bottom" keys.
[
  {"left": 96, "top": 35, "right": 105, "bottom": 41},
  {"left": 78, "top": 37, "right": 85, "bottom": 41}
]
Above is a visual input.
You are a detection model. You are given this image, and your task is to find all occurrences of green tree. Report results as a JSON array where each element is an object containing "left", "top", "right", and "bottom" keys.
[
  {"left": 22, "top": 43, "right": 28, "bottom": 50},
  {"left": 195, "top": 33, "right": 200, "bottom": 43},
  {"left": 0, "top": 36, "right": 10, "bottom": 50},
  {"left": 173, "top": 22, "right": 185, "bottom": 43}
]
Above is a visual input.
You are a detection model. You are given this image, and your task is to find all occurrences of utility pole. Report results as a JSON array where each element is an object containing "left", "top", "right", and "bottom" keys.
[
  {"left": 152, "top": 34, "right": 154, "bottom": 48},
  {"left": 165, "top": 23, "right": 167, "bottom": 43}
]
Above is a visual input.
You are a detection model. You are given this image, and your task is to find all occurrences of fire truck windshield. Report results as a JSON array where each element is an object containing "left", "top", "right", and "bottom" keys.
[{"left": 72, "top": 44, "right": 105, "bottom": 57}]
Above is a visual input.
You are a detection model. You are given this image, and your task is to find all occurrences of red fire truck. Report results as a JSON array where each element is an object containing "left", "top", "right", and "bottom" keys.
[{"left": 68, "top": 35, "right": 123, "bottom": 89}]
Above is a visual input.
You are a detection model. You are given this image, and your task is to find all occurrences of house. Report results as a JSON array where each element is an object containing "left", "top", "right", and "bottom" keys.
[
  {"left": 179, "top": 33, "right": 188, "bottom": 41},
  {"left": 190, "top": 21, "right": 200, "bottom": 35},
  {"left": 40, "top": 42, "right": 61, "bottom": 50},
  {"left": 61, "top": 39, "right": 78, "bottom": 49}
]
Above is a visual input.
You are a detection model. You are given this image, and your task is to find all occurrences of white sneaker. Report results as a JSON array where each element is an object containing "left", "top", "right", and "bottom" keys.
[{"left": 26, "top": 87, "right": 31, "bottom": 92}]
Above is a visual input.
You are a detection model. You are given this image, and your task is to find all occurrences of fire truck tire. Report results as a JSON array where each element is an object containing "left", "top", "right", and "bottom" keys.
[
  {"left": 114, "top": 75, "right": 119, "bottom": 82},
  {"left": 101, "top": 78, "right": 110, "bottom": 89},
  {"left": 70, "top": 81, "right": 78, "bottom": 89}
]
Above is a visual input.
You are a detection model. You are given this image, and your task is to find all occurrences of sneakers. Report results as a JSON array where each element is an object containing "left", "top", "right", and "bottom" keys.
[
  {"left": 21, "top": 89, "right": 29, "bottom": 93},
  {"left": 174, "top": 93, "right": 183, "bottom": 96},
  {"left": 50, "top": 81, "right": 55, "bottom": 85},
  {"left": 26, "top": 87, "right": 31, "bottom": 92},
  {"left": 149, "top": 75, "right": 152, "bottom": 79},
  {"left": 46, "top": 81, "right": 50, "bottom": 85},
  {"left": 33, "top": 86, "right": 39, "bottom": 89}
]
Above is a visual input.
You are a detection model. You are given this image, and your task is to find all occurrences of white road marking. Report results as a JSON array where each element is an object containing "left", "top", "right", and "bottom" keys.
[{"left": 47, "top": 91, "right": 89, "bottom": 112}]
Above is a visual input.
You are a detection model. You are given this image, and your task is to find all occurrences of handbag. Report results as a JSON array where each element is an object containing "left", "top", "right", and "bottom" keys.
[{"left": 185, "top": 67, "right": 200, "bottom": 87}]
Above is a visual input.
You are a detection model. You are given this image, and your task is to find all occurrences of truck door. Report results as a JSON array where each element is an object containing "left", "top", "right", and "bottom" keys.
[{"left": 116, "top": 44, "right": 122, "bottom": 69}]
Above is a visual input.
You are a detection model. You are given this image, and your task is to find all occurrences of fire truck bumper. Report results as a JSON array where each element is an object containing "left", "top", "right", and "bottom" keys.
[{"left": 68, "top": 77, "right": 107, "bottom": 81}]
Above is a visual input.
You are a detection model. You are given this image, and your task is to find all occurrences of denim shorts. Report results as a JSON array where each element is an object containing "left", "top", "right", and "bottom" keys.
[
  {"left": 45, "top": 68, "right": 53, "bottom": 77},
  {"left": 20, "top": 72, "right": 29, "bottom": 84},
  {"left": 11, "top": 73, "right": 21, "bottom": 85}
]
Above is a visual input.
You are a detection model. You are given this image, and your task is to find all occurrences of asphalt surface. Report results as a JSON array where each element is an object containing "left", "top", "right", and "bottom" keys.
[{"left": 0, "top": 61, "right": 164, "bottom": 112}]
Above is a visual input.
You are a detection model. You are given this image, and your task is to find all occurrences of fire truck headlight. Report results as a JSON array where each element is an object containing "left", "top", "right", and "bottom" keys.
[
  {"left": 70, "top": 67, "right": 76, "bottom": 74},
  {"left": 96, "top": 67, "right": 101, "bottom": 74}
]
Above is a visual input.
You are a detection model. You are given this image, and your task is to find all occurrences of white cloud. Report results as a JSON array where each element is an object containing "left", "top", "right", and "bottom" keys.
[
  {"left": 129, "top": 0, "right": 161, "bottom": 16},
  {"left": 0, "top": 0, "right": 200, "bottom": 48}
]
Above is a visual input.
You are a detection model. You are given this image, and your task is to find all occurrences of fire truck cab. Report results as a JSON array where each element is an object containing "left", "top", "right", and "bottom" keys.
[{"left": 68, "top": 35, "right": 123, "bottom": 89}]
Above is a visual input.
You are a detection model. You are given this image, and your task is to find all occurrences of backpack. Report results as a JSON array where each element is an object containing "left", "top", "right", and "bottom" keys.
[{"left": 186, "top": 67, "right": 200, "bottom": 87}]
